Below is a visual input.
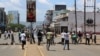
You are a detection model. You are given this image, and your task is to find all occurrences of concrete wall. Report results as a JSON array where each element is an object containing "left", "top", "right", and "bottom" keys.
[{"left": 68, "top": 11, "right": 100, "bottom": 33}]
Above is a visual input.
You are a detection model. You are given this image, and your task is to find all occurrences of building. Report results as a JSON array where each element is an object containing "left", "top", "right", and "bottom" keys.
[
  {"left": 53, "top": 10, "right": 100, "bottom": 34},
  {"left": 8, "top": 11, "right": 20, "bottom": 24},
  {"left": 43, "top": 10, "right": 53, "bottom": 31},
  {"left": 68, "top": 11, "right": 100, "bottom": 33},
  {"left": 52, "top": 10, "right": 69, "bottom": 34},
  {"left": 0, "top": 8, "right": 7, "bottom": 32},
  {"left": 51, "top": 5, "right": 68, "bottom": 34},
  {"left": 55, "top": 5, "right": 66, "bottom": 11}
]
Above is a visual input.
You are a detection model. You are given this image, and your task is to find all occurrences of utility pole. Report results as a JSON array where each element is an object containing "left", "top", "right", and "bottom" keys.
[
  {"left": 30, "top": 22, "right": 33, "bottom": 44},
  {"left": 94, "top": 0, "right": 96, "bottom": 34},
  {"left": 84, "top": 0, "right": 86, "bottom": 36},
  {"left": 75, "top": 0, "right": 77, "bottom": 33}
]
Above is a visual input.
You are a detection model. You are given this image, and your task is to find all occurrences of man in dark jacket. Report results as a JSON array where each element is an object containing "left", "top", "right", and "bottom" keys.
[{"left": 37, "top": 30, "right": 42, "bottom": 45}]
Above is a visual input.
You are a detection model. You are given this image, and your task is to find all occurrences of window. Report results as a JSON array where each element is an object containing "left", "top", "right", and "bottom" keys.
[{"left": 62, "top": 17, "right": 68, "bottom": 21}]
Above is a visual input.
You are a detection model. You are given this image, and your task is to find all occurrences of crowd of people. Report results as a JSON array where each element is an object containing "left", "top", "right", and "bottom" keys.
[
  {"left": 0, "top": 29, "right": 97, "bottom": 50},
  {"left": 0, "top": 30, "right": 15, "bottom": 45}
]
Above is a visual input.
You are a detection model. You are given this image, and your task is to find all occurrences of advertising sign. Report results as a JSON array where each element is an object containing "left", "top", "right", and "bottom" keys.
[{"left": 27, "top": 0, "right": 36, "bottom": 22}]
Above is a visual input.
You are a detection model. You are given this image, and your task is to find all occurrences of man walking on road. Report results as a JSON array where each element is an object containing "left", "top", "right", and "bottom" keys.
[
  {"left": 4, "top": 30, "right": 7, "bottom": 40},
  {"left": 63, "top": 31, "right": 70, "bottom": 50},
  {"left": 61, "top": 31, "right": 65, "bottom": 45},
  {"left": 78, "top": 31, "right": 83, "bottom": 44},
  {"left": 86, "top": 33, "right": 90, "bottom": 45},
  {"left": 46, "top": 29, "right": 52, "bottom": 51},
  {"left": 20, "top": 30, "right": 26, "bottom": 50},
  {"left": 37, "top": 30, "right": 42, "bottom": 45}
]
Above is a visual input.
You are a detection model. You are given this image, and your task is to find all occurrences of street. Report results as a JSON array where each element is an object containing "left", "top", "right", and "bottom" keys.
[
  {"left": 0, "top": 33, "right": 100, "bottom": 56},
  {"left": 0, "top": 32, "right": 24, "bottom": 56},
  {"left": 42, "top": 35, "right": 100, "bottom": 56}
]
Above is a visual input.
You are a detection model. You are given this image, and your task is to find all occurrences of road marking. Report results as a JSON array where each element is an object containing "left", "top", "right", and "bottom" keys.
[
  {"left": 24, "top": 42, "right": 28, "bottom": 56},
  {"left": 37, "top": 45, "right": 45, "bottom": 56}
]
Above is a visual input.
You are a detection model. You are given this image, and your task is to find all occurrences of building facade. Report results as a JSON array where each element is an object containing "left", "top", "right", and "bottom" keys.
[
  {"left": 0, "top": 8, "right": 7, "bottom": 32},
  {"left": 53, "top": 10, "right": 100, "bottom": 34},
  {"left": 43, "top": 10, "right": 53, "bottom": 31},
  {"left": 68, "top": 11, "right": 100, "bottom": 33},
  {"left": 52, "top": 5, "right": 68, "bottom": 34},
  {"left": 8, "top": 11, "right": 19, "bottom": 24}
]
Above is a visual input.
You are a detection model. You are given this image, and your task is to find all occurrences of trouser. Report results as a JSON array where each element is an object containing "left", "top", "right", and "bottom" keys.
[
  {"left": 73, "top": 38, "right": 78, "bottom": 44},
  {"left": 38, "top": 38, "right": 41, "bottom": 45},
  {"left": 19, "top": 37, "right": 21, "bottom": 42},
  {"left": 61, "top": 38, "right": 64, "bottom": 44},
  {"left": 51, "top": 37, "right": 55, "bottom": 45},
  {"left": 11, "top": 37, "right": 15, "bottom": 45},
  {"left": 46, "top": 39, "right": 51, "bottom": 50},
  {"left": 78, "top": 37, "right": 82, "bottom": 43},
  {"left": 22, "top": 41, "right": 26, "bottom": 49},
  {"left": 32, "top": 37, "right": 35, "bottom": 43},
  {"left": 94, "top": 37, "right": 96, "bottom": 44},
  {"left": 7, "top": 34, "right": 10, "bottom": 39},
  {"left": 64, "top": 40, "right": 69, "bottom": 50},
  {"left": 86, "top": 38, "right": 90, "bottom": 45},
  {"left": 71, "top": 38, "right": 74, "bottom": 44},
  {"left": 30, "top": 35, "right": 35, "bottom": 44},
  {"left": 32, "top": 34, "right": 35, "bottom": 43}
]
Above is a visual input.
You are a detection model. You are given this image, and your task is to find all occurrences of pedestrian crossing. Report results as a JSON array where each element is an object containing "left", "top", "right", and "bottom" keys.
[{"left": 0, "top": 45, "right": 22, "bottom": 50}]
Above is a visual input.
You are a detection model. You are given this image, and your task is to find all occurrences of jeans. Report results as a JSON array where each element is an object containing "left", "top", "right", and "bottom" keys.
[{"left": 63, "top": 40, "right": 69, "bottom": 50}]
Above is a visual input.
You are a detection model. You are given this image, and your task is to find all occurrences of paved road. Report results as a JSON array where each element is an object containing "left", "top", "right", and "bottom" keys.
[
  {"left": 1, "top": 32, "right": 100, "bottom": 56},
  {"left": 0, "top": 32, "right": 46, "bottom": 56},
  {"left": 0, "top": 32, "right": 24, "bottom": 56},
  {"left": 41, "top": 35, "right": 100, "bottom": 56}
]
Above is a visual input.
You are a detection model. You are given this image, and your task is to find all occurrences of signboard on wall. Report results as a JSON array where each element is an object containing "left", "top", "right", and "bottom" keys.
[{"left": 27, "top": 0, "right": 36, "bottom": 22}]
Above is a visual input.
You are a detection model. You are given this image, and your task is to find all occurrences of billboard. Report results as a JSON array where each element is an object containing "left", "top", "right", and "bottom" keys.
[{"left": 27, "top": 0, "right": 36, "bottom": 22}]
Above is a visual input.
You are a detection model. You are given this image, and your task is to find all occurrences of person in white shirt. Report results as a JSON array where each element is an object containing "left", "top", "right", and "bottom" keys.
[
  {"left": 4, "top": 31, "right": 7, "bottom": 39},
  {"left": 63, "top": 32, "right": 70, "bottom": 50},
  {"left": 7, "top": 30, "right": 11, "bottom": 39},
  {"left": 61, "top": 31, "right": 66, "bottom": 44},
  {"left": 86, "top": 33, "right": 90, "bottom": 45},
  {"left": 20, "top": 30, "right": 26, "bottom": 50}
]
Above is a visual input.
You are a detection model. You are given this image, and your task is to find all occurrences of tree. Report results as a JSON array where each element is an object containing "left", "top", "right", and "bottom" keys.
[{"left": 7, "top": 23, "right": 25, "bottom": 31}]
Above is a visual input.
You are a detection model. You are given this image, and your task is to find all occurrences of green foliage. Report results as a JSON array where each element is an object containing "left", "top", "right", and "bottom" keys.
[{"left": 7, "top": 23, "right": 25, "bottom": 31}]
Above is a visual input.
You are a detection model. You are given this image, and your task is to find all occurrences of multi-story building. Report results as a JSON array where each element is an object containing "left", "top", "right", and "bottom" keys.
[
  {"left": 8, "top": 11, "right": 20, "bottom": 24},
  {"left": 0, "top": 8, "right": 7, "bottom": 32},
  {"left": 68, "top": 11, "right": 100, "bottom": 33},
  {"left": 51, "top": 5, "right": 68, "bottom": 34},
  {"left": 52, "top": 10, "right": 69, "bottom": 34},
  {"left": 43, "top": 10, "right": 53, "bottom": 31},
  {"left": 53, "top": 10, "right": 100, "bottom": 34}
]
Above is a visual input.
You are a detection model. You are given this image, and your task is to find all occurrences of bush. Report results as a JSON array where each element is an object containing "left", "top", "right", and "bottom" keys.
[{"left": 7, "top": 23, "right": 25, "bottom": 32}]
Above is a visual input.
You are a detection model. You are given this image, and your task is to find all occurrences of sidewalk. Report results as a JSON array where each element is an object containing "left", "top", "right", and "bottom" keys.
[{"left": 25, "top": 42, "right": 47, "bottom": 56}]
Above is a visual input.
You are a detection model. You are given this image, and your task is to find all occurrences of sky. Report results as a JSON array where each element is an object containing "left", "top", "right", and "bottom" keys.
[{"left": 0, "top": 0, "right": 100, "bottom": 22}]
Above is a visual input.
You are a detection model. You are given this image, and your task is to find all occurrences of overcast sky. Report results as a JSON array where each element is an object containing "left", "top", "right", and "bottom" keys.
[{"left": 0, "top": 0, "right": 100, "bottom": 22}]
